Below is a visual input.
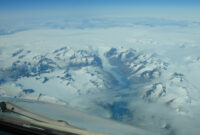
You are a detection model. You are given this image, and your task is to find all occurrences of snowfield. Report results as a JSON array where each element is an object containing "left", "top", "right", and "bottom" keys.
[{"left": 0, "top": 26, "right": 200, "bottom": 135}]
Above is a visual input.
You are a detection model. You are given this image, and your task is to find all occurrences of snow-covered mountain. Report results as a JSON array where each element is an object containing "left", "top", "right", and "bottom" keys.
[
  {"left": 0, "top": 47, "right": 118, "bottom": 105},
  {"left": 105, "top": 47, "right": 195, "bottom": 112},
  {"left": 0, "top": 27, "right": 200, "bottom": 135},
  {"left": 0, "top": 45, "right": 198, "bottom": 116}
]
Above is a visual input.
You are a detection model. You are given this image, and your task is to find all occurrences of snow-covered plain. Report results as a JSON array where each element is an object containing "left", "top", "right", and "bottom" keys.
[{"left": 0, "top": 18, "right": 200, "bottom": 135}]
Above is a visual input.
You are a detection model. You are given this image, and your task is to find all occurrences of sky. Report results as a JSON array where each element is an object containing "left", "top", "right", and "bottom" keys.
[
  {"left": 0, "top": 0, "right": 200, "bottom": 19},
  {"left": 1, "top": 0, "right": 200, "bottom": 9}
]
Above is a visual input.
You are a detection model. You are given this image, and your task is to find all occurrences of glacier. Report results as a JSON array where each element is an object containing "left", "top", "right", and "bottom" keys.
[{"left": 0, "top": 25, "right": 200, "bottom": 135}]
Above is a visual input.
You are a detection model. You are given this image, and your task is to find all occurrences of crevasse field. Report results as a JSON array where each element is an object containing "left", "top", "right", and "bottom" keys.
[{"left": 0, "top": 1, "right": 200, "bottom": 135}]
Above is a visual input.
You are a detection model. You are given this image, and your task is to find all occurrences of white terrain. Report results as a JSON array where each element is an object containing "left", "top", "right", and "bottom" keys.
[{"left": 0, "top": 23, "right": 200, "bottom": 135}]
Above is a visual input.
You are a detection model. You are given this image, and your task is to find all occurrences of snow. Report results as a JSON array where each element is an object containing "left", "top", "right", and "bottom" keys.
[{"left": 0, "top": 25, "right": 200, "bottom": 135}]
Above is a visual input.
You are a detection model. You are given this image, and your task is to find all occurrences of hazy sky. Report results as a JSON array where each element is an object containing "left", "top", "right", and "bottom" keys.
[{"left": 0, "top": 0, "right": 200, "bottom": 20}]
